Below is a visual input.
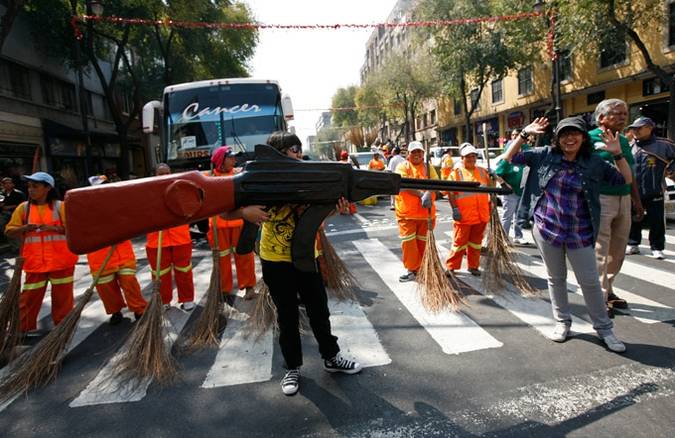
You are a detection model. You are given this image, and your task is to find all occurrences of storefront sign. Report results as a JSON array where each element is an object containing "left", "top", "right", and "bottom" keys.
[
  {"left": 507, "top": 111, "right": 525, "bottom": 128},
  {"left": 475, "top": 117, "right": 499, "bottom": 136}
]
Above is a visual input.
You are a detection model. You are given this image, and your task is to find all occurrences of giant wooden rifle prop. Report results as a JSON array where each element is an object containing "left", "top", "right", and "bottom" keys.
[{"left": 65, "top": 145, "right": 512, "bottom": 273}]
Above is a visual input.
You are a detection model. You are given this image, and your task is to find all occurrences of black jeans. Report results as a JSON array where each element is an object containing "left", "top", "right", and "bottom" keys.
[
  {"left": 628, "top": 196, "right": 666, "bottom": 251},
  {"left": 261, "top": 259, "right": 339, "bottom": 369}
]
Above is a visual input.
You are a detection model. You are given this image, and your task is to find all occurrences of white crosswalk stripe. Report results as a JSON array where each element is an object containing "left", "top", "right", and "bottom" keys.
[{"left": 353, "top": 239, "right": 503, "bottom": 355}]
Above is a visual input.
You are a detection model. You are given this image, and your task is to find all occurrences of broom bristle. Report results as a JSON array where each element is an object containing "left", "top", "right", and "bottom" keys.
[
  {"left": 178, "top": 248, "right": 226, "bottom": 352},
  {"left": 242, "top": 280, "right": 277, "bottom": 342},
  {"left": 0, "top": 287, "right": 95, "bottom": 404},
  {"left": 108, "top": 280, "right": 180, "bottom": 390},
  {"left": 0, "top": 256, "right": 24, "bottom": 364},
  {"left": 415, "top": 229, "right": 470, "bottom": 313},
  {"left": 481, "top": 195, "right": 539, "bottom": 296},
  {"left": 318, "top": 229, "right": 359, "bottom": 302}
]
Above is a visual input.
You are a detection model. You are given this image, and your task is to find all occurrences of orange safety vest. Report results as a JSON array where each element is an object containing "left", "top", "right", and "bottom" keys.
[
  {"left": 441, "top": 155, "right": 454, "bottom": 180},
  {"left": 86, "top": 240, "right": 136, "bottom": 272},
  {"left": 22, "top": 200, "right": 79, "bottom": 273},
  {"left": 368, "top": 159, "right": 385, "bottom": 171},
  {"left": 449, "top": 166, "right": 490, "bottom": 224},
  {"left": 146, "top": 224, "right": 192, "bottom": 248},
  {"left": 207, "top": 168, "right": 243, "bottom": 228},
  {"left": 395, "top": 161, "right": 437, "bottom": 220}
]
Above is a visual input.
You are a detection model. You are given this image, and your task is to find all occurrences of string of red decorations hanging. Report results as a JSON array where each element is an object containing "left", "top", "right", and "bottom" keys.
[
  {"left": 70, "top": 11, "right": 549, "bottom": 40},
  {"left": 296, "top": 103, "right": 406, "bottom": 112}
]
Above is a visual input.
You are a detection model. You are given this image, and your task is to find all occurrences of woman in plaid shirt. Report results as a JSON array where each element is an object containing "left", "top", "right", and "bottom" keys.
[{"left": 503, "top": 117, "right": 633, "bottom": 353}]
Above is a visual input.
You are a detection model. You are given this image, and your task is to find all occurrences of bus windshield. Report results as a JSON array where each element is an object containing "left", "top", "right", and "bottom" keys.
[{"left": 164, "top": 82, "right": 284, "bottom": 164}]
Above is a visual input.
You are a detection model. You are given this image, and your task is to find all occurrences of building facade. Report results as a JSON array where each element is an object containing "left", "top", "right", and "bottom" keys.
[{"left": 0, "top": 6, "right": 145, "bottom": 195}]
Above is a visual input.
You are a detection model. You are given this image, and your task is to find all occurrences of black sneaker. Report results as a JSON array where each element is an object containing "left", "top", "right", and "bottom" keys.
[
  {"left": 399, "top": 271, "right": 416, "bottom": 282},
  {"left": 468, "top": 268, "right": 481, "bottom": 276},
  {"left": 281, "top": 369, "right": 300, "bottom": 395},
  {"left": 109, "top": 311, "right": 123, "bottom": 325},
  {"left": 324, "top": 353, "right": 362, "bottom": 374}
]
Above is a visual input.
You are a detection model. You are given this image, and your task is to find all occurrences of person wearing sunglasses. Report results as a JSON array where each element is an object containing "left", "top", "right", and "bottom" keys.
[{"left": 260, "top": 131, "right": 362, "bottom": 396}]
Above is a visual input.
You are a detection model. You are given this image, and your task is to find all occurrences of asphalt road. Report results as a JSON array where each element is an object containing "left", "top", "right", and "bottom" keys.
[{"left": 1, "top": 199, "right": 674, "bottom": 438}]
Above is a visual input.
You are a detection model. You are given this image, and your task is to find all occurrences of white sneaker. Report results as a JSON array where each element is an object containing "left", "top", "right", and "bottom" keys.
[
  {"left": 281, "top": 369, "right": 300, "bottom": 395},
  {"left": 598, "top": 333, "right": 626, "bottom": 353},
  {"left": 513, "top": 237, "right": 529, "bottom": 245},
  {"left": 180, "top": 301, "right": 195, "bottom": 311},
  {"left": 549, "top": 323, "right": 570, "bottom": 343},
  {"left": 625, "top": 245, "right": 640, "bottom": 255},
  {"left": 652, "top": 250, "right": 665, "bottom": 260}
]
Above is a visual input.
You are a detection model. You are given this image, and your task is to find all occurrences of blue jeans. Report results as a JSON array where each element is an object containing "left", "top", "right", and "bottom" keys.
[
  {"left": 532, "top": 226, "right": 614, "bottom": 337},
  {"left": 500, "top": 193, "right": 523, "bottom": 239}
]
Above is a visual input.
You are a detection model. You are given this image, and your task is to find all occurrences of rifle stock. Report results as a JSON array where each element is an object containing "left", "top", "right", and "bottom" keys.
[{"left": 66, "top": 145, "right": 512, "bottom": 273}]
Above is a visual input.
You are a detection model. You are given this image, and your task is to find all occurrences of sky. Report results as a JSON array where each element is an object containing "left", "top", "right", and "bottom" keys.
[{"left": 244, "top": 0, "right": 399, "bottom": 145}]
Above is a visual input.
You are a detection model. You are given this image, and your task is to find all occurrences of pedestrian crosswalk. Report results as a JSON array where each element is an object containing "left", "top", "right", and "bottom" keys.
[{"left": 1, "top": 228, "right": 673, "bottom": 410}]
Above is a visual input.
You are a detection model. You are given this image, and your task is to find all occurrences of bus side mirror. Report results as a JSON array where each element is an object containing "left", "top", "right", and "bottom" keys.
[
  {"left": 142, "top": 100, "right": 162, "bottom": 134},
  {"left": 281, "top": 93, "right": 294, "bottom": 122}
]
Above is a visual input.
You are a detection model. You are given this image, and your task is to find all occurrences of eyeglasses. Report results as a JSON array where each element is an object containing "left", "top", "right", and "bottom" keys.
[
  {"left": 608, "top": 110, "right": 628, "bottom": 117},
  {"left": 289, "top": 145, "right": 302, "bottom": 154}
]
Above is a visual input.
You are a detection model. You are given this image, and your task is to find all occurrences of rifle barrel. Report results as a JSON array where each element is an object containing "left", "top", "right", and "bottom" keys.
[{"left": 400, "top": 177, "right": 511, "bottom": 195}]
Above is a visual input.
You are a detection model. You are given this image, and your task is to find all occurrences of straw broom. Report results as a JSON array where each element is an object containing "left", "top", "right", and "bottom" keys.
[
  {"left": 0, "top": 246, "right": 115, "bottom": 403},
  {"left": 0, "top": 253, "right": 24, "bottom": 365},
  {"left": 241, "top": 279, "right": 277, "bottom": 342},
  {"left": 108, "top": 232, "right": 180, "bottom": 389},
  {"left": 415, "top": 144, "right": 469, "bottom": 313},
  {"left": 479, "top": 124, "right": 538, "bottom": 296},
  {"left": 318, "top": 227, "right": 359, "bottom": 302},
  {"left": 178, "top": 217, "right": 226, "bottom": 352}
]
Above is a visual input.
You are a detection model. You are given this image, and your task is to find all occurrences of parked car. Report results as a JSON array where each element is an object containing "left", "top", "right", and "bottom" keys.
[{"left": 666, "top": 177, "right": 675, "bottom": 220}]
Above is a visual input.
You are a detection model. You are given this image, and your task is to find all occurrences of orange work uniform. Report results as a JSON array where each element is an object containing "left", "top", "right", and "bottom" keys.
[
  {"left": 207, "top": 168, "right": 257, "bottom": 296},
  {"left": 7, "top": 201, "right": 79, "bottom": 332},
  {"left": 440, "top": 154, "right": 454, "bottom": 180},
  {"left": 394, "top": 161, "right": 438, "bottom": 272},
  {"left": 368, "top": 159, "right": 386, "bottom": 171},
  {"left": 86, "top": 240, "right": 147, "bottom": 315},
  {"left": 446, "top": 166, "right": 490, "bottom": 271},
  {"left": 339, "top": 159, "right": 358, "bottom": 214},
  {"left": 146, "top": 225, "right": 195, "bottom": 305}
]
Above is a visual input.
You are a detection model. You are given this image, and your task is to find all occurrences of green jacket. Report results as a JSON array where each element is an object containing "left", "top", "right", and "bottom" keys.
[{"left": 495, "top": 142, "right": 531, "bottom": 196}]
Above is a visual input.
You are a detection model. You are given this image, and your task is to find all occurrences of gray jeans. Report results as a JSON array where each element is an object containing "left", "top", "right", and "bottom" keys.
[{"left": 532, "top": 225, "right": 614, "bottom": 337}]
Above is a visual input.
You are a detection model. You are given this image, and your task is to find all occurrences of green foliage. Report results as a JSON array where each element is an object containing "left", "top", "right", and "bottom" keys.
[
  {"left": 415, "top": 0, "right": 543, "bottom": 101},
  {"left": 555, "top": 0, "right": 662, "bottom": 61},
  {"left": 331, "top": 86, "right": 359, "bottom": 128}
]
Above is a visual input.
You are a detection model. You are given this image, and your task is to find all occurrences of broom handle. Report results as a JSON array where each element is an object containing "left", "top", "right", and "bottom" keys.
[
  {"left": 89, "top": 245, "right": 117, "bottom": 289},
  {"left": 155, "top": 231, "right": 163, "bottom": 280},
  {"left": 482, "top": 123, "right": 493, "bottom": 188}
]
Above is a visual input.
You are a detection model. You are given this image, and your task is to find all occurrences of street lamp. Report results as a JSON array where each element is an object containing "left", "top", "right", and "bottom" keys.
[{"left": 533, "top": 0, "right": 563, "bottom": 124}]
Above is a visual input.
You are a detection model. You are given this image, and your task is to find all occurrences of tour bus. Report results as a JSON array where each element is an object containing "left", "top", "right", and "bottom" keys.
[{"left": 143, "top": 78, "right": 294, "bottom": 172}]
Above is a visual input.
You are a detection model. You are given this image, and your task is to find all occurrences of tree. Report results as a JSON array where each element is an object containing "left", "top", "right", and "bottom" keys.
[
  {"left": 355, "top": 76, "right": 394, "bottom": 143},
  {"left": 145, "top": 0, "right": 257, "bottom": 98},
  {"left": 554, "top": 0, "right": 675, "bottom": 138},
  {"left": 416, "top": 0, "right": 543, "bottom": 143},
  {"left": 22, "top": 0, "right": 257, "bottom": 179},
  {"left": 0, "top": 0, "right": 26, "bottom": 53},
  {"left": 376, "top": 51, "right": 440, "bottom": 144}
]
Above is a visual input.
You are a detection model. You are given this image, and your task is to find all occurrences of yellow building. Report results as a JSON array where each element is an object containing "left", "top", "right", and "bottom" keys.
[{"left": 436, "top": 8, "right": 675, "bottom": 150}]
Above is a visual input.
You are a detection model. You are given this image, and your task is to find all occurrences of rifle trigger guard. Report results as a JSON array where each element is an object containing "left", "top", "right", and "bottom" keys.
[{"left": 164, "top": 179, "right": 204, "bottom": 219}]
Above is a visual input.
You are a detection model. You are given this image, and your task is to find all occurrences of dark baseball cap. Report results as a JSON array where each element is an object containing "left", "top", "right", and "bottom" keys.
[
  {"left": 627, "top": 117, "right": 654, "bottom": 129},
  {"left": 554, "top": 117, "right": 588, "bottom": 136}
]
